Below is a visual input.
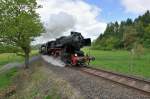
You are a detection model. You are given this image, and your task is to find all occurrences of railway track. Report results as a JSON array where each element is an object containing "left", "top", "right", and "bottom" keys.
[{"left": 80, "top": 67, "right": 150, "bottom": 95}]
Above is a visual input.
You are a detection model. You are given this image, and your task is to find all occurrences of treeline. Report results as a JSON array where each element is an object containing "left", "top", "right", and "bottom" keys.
[{"left": 93, "top": 11, "right": 150, "bottom": 50}]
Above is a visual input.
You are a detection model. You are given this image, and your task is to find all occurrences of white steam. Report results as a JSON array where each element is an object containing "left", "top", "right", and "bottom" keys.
[
  {"left": 42, "top": 55, "right": 65, "bottom": 67},
  {"left": 43, "top": 12, "right": 76, "bottom": 39},
  {"left": 33, "top": 12, "right": 76, "bottom": 44}
]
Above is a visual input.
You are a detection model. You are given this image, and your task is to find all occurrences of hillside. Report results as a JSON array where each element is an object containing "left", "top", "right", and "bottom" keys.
[{"left": 93, "top": 11, "right": 150, "bottom": 50}]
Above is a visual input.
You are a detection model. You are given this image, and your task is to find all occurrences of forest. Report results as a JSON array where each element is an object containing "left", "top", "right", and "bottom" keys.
[{"left": 93, "top": 11, "right": 150, "bottom": 50}]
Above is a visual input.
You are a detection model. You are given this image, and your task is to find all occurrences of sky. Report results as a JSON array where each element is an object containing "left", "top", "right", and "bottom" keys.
[
  {"left": 33, "top": 0, "right": 150, "bottom": 44},
  {"left": 85, "top": 0, "right": 137, "bottom": 22}
]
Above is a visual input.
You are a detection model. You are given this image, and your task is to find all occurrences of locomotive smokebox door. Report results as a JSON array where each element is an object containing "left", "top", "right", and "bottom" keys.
[{"left": 83, "top": 38, "right": 91, "bottom": 46}]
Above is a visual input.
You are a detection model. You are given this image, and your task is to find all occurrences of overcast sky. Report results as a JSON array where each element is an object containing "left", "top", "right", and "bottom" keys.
[{"left": 32, "top": 0, "right": 150, "bottom": 44}]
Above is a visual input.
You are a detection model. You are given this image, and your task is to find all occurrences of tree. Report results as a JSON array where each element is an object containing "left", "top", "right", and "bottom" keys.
[
  {"left": 134, "top": 43, "right": 145, "bottom": 58},
  {"left": 0, "top": 0, "right": 44, "bottom": 68},
  {"left": 123, "top": 26, "right": 137, "bottom": 50},
  {"left": 126, "top": 18, "right": 133, "bottom": 26},
  {"left": 143, "top": 24, "right": 150, "bottom": 48}
]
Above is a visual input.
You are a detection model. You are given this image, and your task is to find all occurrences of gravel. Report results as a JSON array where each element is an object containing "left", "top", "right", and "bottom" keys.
[
  {"left": 42, "top": 57, "right": 150, "bottom": 99},
  {"left": 9, "top": 59, "right": 84, "bottom": 99}
]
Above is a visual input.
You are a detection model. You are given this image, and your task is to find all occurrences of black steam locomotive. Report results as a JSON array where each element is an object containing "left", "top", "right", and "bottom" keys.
[{"left": 40, "top": 31, "right": 94, "bottom": 66}]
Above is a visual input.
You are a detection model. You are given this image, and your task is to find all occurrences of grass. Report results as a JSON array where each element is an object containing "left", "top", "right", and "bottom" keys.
[
  {"left": 83, "top": 48, "right": 150, "bottom": 79},
  {"left": 0, "top": 50, "right": 38, "bottom": 68},
  {"left": 0, "top": 53, "right": 23, "bottom": 68},
  {"left": 0, "top": 67, "right": 18, "bottom": 90},
  {"left": 45, "top": 95, "right": 60, "bottom": 99},
  {"left": 0, "top": 50, "right": 38, "bottom": 90}
]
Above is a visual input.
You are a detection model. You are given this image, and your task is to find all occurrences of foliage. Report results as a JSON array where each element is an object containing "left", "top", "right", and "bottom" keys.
[
  {"left": 0, "top": 0, "right": 44, "bottom": 68},
  {"left": 133, "top": 43, "right": 145, "bottom": 58},
  {"left": 143, "top": 24, "right": 150, "bottom": 48},
  {"left": 94, "top": 11, "right": 150, "bottom": 50}
]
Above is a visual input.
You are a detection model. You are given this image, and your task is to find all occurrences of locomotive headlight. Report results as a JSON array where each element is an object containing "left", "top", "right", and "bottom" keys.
[{"left": 75, "top": 54, "right": 77, "bottom": 56}]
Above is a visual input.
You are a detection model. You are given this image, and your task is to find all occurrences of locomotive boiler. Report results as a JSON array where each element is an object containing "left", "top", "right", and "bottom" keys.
[{"left": 40, "top": 31, "right": 95, "bottom": 66}]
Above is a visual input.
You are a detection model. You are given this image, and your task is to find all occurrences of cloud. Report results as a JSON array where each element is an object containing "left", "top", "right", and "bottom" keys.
[
  {"left": 33, "top": 0, "right": 106, "bottom": 44},
  {"left": 121, "top": 0, "right": 150, "bottom": 14}
]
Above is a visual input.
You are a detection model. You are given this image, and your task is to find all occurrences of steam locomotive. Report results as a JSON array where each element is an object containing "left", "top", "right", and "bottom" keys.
[{"left": 40, "top": 31, "right": 95, "bottom": 66}]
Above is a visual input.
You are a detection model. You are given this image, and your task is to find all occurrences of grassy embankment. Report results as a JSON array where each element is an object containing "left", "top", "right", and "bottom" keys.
[
  {"left": 0, "top": 50, "right": 38, "bottom": 90},
  {"left": 83, "top": 48, "right": 150, "bottom": 79}
]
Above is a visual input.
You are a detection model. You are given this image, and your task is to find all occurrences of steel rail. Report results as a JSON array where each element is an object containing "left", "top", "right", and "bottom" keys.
[{"left": 80, "top": 67, "right": 150, "bottom": 95}]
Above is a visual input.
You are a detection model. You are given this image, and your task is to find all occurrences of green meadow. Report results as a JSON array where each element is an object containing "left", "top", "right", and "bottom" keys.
[{"left": 83, "top": 49, "right": 150, "bottom": 79}]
